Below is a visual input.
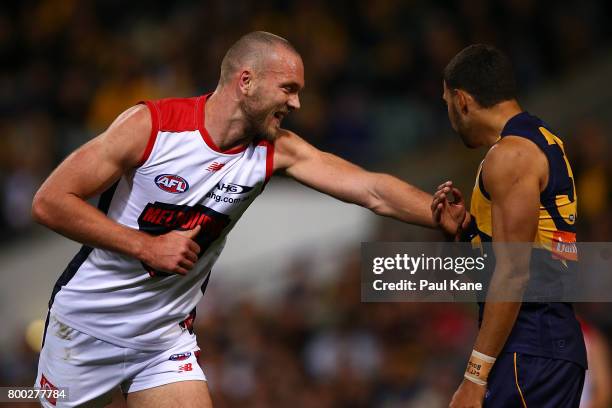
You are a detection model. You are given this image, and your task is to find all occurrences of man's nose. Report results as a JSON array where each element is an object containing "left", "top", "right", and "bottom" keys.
[{"left": 288, "top": 94, "right": 300, "bottom": 110}]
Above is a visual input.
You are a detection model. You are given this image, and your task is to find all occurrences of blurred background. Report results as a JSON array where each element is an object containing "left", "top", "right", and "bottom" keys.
[{"left": 1, "top": 0, "right": 611, "bottom": 407}]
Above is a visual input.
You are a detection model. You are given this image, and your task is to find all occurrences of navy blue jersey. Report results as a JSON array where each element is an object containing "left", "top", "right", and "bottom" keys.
[{"left": 468, "top": 111, "right": 586, "bottom": 368}]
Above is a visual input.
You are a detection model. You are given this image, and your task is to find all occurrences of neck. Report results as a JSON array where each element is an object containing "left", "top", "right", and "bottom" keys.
[
  {"left": 476, "top": 100, "right": 522, "bottom": 148},
  {"left": 204, "top": 86, "right": 254, "bottom": 151}
]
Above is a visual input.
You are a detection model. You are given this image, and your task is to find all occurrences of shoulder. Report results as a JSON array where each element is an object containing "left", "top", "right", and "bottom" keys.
[
  {"left": 142, "top": 96, "right": 202, "bottom": 132},
  {"left": 108, "top": 104, "right": 152, "bottom": 133},
  {"left": 274, "top": 129, "right": 305, "bottom": 153},
  {"left": 272, "top": 129, "right": 319, "bottom": 171},
  {"left": 99, "top": 104, "right": 153, "bottom": 167},
  {"left": 482, "top": 135, "right": 547, "bottom": 189}
]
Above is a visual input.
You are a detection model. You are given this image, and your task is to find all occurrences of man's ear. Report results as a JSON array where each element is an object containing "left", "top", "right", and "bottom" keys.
[
  {"left": 238, "top": 70, "right": 253, "bottom": 95},
  {"left": 455, "top": 89, "right": 470, "bottom": 115}
]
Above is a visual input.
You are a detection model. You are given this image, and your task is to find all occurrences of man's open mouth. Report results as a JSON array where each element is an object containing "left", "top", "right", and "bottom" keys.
[{"left": 274, "top": 110, "right": 289, "bottom": 120}]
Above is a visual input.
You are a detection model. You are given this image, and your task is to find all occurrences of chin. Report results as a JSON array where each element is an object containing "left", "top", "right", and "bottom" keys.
[
  {"left": 262, "top": 118, "right": 284, "bottom": 139},
  {"left": 258, "top": 125, "right": 280, "bottom": 141},
  {"left": 459, "top": 138, "right": 475, "bottom": 149},
  {"left": 457, "top": 129, "right": 477, "bottom": 149}
]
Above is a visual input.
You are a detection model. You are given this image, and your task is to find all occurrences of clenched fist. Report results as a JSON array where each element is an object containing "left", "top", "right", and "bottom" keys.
[{"left": 139, "top": 225, "right": 202, "bottom": 275}]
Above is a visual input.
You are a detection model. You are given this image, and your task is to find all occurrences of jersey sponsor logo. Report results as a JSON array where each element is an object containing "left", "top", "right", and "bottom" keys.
[
  {"left": 169, "top": 351, "right": 191, "bottom": 361},
  {"left": 154, "top": 174, "right": 189, "bottom": 194},
  {"left": 138, "top": 202, "right": 230, "bottom": 233},
  {"left": 207, "top": 162, "right": 226, "bottom": 172},
  {"left": 203, "top": 182, "right": 255, "bottom": 206},
  {"left": 215, "top": 182, "right": 254, "bottom": 194},
  {"left": 552, "top": 231, "right": 578, "bottom": 261},
  {"left": 205, "top": 191, "right": 249, "bottom": 205},
  {"left": 137, "top": 202, "right": 231, "bottom": 276}
]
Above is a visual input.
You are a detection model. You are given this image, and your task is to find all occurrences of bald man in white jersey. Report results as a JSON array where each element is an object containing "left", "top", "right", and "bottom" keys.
[{"left": 32, "top": 31, "right": 444, "bottom": 407}]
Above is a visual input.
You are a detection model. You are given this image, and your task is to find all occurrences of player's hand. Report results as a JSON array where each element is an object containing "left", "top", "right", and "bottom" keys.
[
  {"left": 432, "top": 180, "right": 467, "bottom": 239},
  {"left": 449, "top": 378, "right": 486, "bottom": 408},
  {"left": 140, "top": 225, "right": 202, "bottom": 275}
]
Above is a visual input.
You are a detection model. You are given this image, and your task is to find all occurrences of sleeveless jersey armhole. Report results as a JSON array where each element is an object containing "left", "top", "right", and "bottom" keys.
[
  {"left": 504, "top": 133, "right": 554, "bottom": 201},
  {"left": 256, "top": 139, "right": 274, "bottom": 190},
  {"left": 265, "top": 141, "right": 274, "bottom": 184},
  {"left": 137, "top": 101, "right": 161, "bottom": 167}
]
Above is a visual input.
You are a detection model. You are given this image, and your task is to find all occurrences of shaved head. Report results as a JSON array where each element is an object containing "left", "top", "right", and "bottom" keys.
[
  {"left": 220, "top": 31, "right": 299, "bottom": 84},
  {"left": 215, "top": 31, "right": 304, "bottom": 141}
]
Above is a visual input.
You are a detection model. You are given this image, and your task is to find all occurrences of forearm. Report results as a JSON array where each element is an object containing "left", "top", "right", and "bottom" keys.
[
  {"left": 474, "top": 301, "right": 522, "bottom": 357},
  {"left": 460, "top": 260, "right": 529, "bottom": 388},
  {"left": 462, "top": 298, "right": 522, "bottom": 387},
  {"left": 32, "top": 192, "right": 149, "bottom": 260},
  {"left": 371, "top": 173, "right": 434, "bottom": 227},
  {"left": 474, "top": 261, "right": 528, "bottom": 356}
]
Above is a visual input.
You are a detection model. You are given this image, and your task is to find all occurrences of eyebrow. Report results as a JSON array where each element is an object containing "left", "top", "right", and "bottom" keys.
[{"left": 282, "top": 82, "right": 303, "bottom": 92}]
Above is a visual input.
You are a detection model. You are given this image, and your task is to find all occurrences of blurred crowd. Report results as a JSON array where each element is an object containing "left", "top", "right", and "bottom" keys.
[{"left": 1, "top": 0, "right": 612, "bottom": 407}]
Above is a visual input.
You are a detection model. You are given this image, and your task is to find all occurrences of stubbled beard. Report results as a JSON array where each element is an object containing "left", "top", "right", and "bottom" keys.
[{"left": 240, "top": 98, "right": 277, "bottom": 140}]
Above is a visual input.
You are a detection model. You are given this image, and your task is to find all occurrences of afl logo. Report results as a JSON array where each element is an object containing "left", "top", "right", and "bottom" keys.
[{"left": 155, "top": 174, "right": 189, "bottom": 194}]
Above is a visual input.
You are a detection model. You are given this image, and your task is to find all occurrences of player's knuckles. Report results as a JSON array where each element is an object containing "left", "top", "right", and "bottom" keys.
[{"left": 179, "top": 241, "right": 194, "bottom": 254}]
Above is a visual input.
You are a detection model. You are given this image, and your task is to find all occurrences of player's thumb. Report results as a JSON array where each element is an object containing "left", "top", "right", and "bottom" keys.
[{"left": 178, "top": 225, "right": 202, "bottom": 240}]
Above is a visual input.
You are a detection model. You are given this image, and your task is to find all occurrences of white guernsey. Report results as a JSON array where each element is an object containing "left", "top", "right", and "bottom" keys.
[{"left": 49, "top": 95, "right": 273, "bottom": 351}]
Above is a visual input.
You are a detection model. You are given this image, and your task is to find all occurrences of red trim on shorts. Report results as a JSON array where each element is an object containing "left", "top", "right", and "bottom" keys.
[
  {"left": 197, "top": 93, "right": 248, "bottom": 155},
  {"left": 138, "top": 100, "right": 160, "bottom": 166}
]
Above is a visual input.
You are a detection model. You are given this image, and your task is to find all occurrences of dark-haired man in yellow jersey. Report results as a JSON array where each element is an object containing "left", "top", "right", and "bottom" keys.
[{"left": 433, "top": 44, "right": 586, "bottom": 408}]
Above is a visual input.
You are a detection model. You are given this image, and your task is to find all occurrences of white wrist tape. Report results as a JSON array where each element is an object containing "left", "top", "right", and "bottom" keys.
[{"left": 464, "top": 349, "right": 496, "bottom": 386}]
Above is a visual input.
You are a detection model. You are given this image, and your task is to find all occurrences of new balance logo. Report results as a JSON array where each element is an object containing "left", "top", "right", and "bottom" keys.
[{"left": 207, "top": 162, "right": 225, "bottom": 172}]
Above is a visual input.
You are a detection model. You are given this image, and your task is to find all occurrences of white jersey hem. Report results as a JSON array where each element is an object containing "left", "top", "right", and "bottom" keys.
[{"left": 49, "top": 309, "right": 181, "bottom": 352}]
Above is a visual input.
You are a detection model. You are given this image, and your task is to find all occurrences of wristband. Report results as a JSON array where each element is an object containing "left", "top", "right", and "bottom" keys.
[
  {"left": 459, "top": 215, "right": 479, "bottom": 243},
  {"left": 464, "top": 349, "right": 496, "bottom": 386}
]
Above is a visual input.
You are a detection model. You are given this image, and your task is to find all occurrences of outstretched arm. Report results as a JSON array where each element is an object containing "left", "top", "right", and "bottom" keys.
[
  {"left": 273, "top": 130, "right": 434, "bottom": 227},
  {"left": 32, "top": 105, "right": 201, "bottom": 275}
]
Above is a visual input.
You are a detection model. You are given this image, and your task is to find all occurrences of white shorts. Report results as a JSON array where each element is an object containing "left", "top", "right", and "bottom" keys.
[{"left": 35, "top": 313, "right": 206, "bottom": 407}]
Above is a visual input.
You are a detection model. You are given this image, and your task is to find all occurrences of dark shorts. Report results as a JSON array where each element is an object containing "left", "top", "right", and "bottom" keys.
[{"left": 484, "top": 352, "right": 585, "bottom": 408}]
